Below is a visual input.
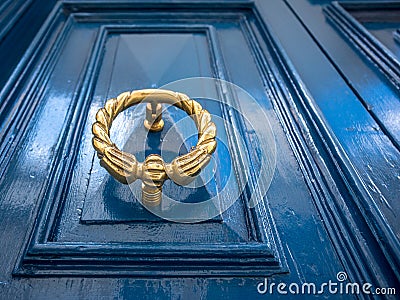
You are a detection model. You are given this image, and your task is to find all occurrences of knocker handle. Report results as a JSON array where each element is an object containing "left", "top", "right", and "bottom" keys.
[{"left": 92, "top": 89, "right": 217, "bottom": 206}]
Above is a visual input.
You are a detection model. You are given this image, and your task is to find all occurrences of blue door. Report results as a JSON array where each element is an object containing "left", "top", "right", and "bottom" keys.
[{"left": 0, "top": 0, "right": 398, "bottom": 298}]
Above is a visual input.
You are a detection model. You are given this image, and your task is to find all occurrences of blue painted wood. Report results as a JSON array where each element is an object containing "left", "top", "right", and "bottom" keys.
[
  {"left": 0, "top": 0, "right": 398, "bottom": 298},
  {"left": 0, "top": 0, "right": 57, "bottom": 99},
  {"left": 5, "top": 3, "right": 286, "bottom": 277},
  {"left": 0, "top": 0, "right": 34, "bottom": 43},
  {"left": 80, "top": 28, "right": 223, "bottom": 223},
  {"left": 324, "top": 2, "right": 400, "bottom": 148},
  {"left": 395, "top": 29, "right": 400, "bottom": 45},
  {"left": 282, "top": 0, "right": 400, "bottom": 284}
]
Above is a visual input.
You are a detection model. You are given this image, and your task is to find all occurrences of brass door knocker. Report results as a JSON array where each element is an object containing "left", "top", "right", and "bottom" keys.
[{"left": 92, "top": 89, "right": 217, "bottom": 207}]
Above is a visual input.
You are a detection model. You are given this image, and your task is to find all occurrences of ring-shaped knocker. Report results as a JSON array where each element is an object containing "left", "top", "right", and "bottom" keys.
[{"left": 92, "top": 89, "right": 217, "bottom": 207}]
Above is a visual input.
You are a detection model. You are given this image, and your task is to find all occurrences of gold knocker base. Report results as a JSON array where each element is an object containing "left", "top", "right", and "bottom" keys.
[
  {"left": 92, "top": 89, "right": 217, "bottom": 207},
  {"left": 144, "top": 102, "right": 164, "bottom": 132}
]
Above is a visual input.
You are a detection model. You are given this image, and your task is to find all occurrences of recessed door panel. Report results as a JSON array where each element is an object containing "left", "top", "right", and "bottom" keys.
[{"left": 5, "top": 3, "right": 296, "bottom": 276}]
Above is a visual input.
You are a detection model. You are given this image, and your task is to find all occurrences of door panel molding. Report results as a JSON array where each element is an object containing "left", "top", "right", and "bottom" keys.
[
  {"left": 324, "top": 1, "right": 400, "bottom": 152},
  {"left": 0, "top": 0, "right": 395, "bottom": 292},
  {"left": 276, "top": 0, "right": 400, "bottom": 285},
  {"left": 12, "top": 2, "right": 289, "bottom": 277},
  {"left": 0, "top": 0, "right": 34, "bottom": 42},
  {"left": 0, "top": 6, "right": 71, "bottom": 178},
  {"left": 324, "top": 2, "right": 400, "bottom": 90}
]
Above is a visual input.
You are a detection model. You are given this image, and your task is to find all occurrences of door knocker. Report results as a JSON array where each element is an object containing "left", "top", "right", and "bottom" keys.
[{"left": 92, "top": 89, "right": 217, "bottom": 207}]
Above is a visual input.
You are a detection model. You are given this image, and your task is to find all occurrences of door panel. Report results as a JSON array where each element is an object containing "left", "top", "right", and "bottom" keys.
[
  {"left": 3, "top": 2, "right": 294, "bottom": 277},
  {"left": 0, "top": 0, "right": 56, "bottom": 90},
  {"left": 284, "top": 0, "right": 400, "bottom": 282},
  {"left": 0, "top": 0, "right": 398, "bottom": 298},
  {"left": 324, "top": 2, "right": 400, "bottom": 147}
]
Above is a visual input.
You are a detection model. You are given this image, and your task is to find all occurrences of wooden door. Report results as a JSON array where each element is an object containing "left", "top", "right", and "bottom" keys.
[{"left": 0, "top": 0, "right": 398, "bottom": 299}]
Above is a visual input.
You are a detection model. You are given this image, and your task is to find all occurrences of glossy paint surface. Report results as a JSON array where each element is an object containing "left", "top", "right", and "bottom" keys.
[
  {"left": 285, "top": 0, "right": 400, "bottom": 281},
  {"left": 0, "top": 0, "right": 398, "bottom": 299}
]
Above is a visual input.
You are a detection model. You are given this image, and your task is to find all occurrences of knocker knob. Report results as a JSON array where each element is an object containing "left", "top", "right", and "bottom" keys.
[
  {"left": 144, "top": 102, "right": 164, "bottom": 132},
  {"left": 91, "top": 89, "right": 217, "bottom": 207}
]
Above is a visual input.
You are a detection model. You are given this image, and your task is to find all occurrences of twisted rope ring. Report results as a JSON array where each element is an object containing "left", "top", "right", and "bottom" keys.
[{"left": 92, "top": 89, "right": 217, "bottom": 197}]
